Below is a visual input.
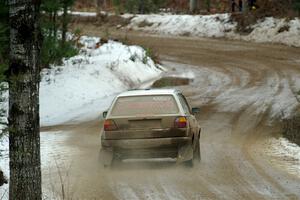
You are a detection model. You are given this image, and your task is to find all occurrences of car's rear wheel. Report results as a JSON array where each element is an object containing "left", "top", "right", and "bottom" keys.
[
  {"left": 184, "top": 137, "right": 200, "bottom": 167},
  {"left": 194, "top": 138, "right": 201, "bottom": 162},
  {"left": 183, "top": 158, "right": 194, "bottom": 167},
  {"left": 98, "top": 148, "right": 113, "bottom": 168},
  {"left": 182, "top": 142, "right": 194, "bottom": 167},
  {"left": 112, "top": 152, "right": 122, "bottom": 166}
]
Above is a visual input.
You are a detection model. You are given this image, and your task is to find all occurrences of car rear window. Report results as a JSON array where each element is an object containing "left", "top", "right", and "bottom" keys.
[{"left": 110, "top": 95, "right": 179, "bottom": 117}]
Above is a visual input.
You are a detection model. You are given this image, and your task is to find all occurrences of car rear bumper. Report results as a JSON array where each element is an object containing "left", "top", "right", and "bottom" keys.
[{"left": 101, "top": 137, "right": 192, "bottom": 149}]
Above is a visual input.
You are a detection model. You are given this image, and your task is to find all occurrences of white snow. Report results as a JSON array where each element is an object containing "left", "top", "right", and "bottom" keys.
[
  {"left": 0, "top": 35, "right": 163, "bottom": 197},
  {"left": 40, "top": 36, "right": 163, "bottom": 126},
  {"left": 127, "top": 13, "right": 235, "bottom": 38},
  {"left": 59, "top": 11, "right": 300, "bottom": 47},
  {"left": 57, "top": 11, "right": 300, "bottom": 46},
  {"left": 126, "top": 14, "right": 300, "bottom": 47},
  {"left": 239, "top": 17, "right": 300, "bottom": 47},
  {"left": 264, "top": 137, "right": 300, "bottom": 176},
  {"left": 68, "top": 11, "right": 97, "bottom": 17}
]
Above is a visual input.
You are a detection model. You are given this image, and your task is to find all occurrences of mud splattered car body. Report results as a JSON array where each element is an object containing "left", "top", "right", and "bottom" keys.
[{"left": 100, "top": 89, "right": 201, "bottom": 166}]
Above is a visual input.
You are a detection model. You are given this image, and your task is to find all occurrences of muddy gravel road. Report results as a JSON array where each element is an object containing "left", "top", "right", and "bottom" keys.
[{"left": 41, "top": 26, "right": 300, "bottom": 200}]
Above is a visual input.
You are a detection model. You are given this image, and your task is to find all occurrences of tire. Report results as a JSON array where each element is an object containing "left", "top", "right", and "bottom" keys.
[
  {"left": 98, "top": 148, "right": 113, "bottom": 168},
  {"left": 194, "top": 138, "right": 201, "bottom": 162},
  {"left": 183, "top": 159, "right": 194, "bottom": 167},
  {"left": 183, "top": 143, "right": 194, "bottom": 168},
  {"left": 112, "top": 153, "right": 122, "bottom": 167}
]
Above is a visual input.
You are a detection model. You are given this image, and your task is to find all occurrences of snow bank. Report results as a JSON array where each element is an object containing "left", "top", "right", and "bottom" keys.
[
  {"left": 127, "top": 14, "right": 235, "bottom": 38},
  {"left": 40, "top": 36, "right": 163, "bottom": 126},
  {"left": 0, "top": 36, "right": 163, "bottom": 194},
  {"left": 264, "top": 137, "right": 300, "bottom": 176},
  {"left": 237, "top": 17, "right": 300, "bottom": 47},
  {"left": 126, "top": 14, "right": 300, "bottom": 47}
]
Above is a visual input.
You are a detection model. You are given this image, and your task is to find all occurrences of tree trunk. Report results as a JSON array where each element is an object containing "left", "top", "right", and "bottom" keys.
[
  {"left": 96, "top": 0, "right": 102, "bottom": 16},
  {"left": 242, "top": 0, "right": 248, "bottom": 13},
  {"left": 189, "top": 0, "right": 198, "bottom": 13},
  {"left": 97, "top": 0, "right": 107, "bottom": 16},
  {"left": 8, "top": 1, "right": 42, "bottom": 199},
  {"left": 61, "top": 1, "right": 68, "bottom": 47},
  {"left": 0, "top": 169, "right": 8, "bottom": 186},
  {"left": 53, "top": 10, "right": 57, "bottom": 39}
]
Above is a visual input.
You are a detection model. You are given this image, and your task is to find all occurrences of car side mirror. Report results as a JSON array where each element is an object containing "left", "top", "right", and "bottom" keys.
[
  {"left": 192, "top": 107, "right": 200, "bottom": 114},
  {"left": 103, "top": 111, "right": 108, "bottom": 118}
]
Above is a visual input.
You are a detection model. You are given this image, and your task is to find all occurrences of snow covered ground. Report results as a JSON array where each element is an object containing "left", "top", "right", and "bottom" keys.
[
  {"left": 0, "top": 36, "right": 163, "bottom": 197},
  {"left": 68, "top": 11, "right": 300, "bottom": 47},
  {"left": 126, "top": 14, "right": 300, "bottom": 47},
  {"left": 264, "top": 137, "right": 300, "bottom": 177},
  {"left": 65, "top": 11, "right": 300, "bottom": 47},
  {"left": 40, "top": 36, "right": 163, "bottom": 126}
]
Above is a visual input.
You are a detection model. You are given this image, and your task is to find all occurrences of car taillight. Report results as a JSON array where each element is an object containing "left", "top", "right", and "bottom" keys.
[
  {"left": 174, "top": 117, "right": 187, "bottom": 128},
  {"left": 104, "top": 119, "right": 117, "bottom": 131}
]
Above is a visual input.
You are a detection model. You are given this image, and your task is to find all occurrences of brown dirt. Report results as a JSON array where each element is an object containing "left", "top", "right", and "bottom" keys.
[
  {"left": 152, "top": 77, "right": 190, "bottom": 88},
  {"left": 42, "top": 24, "right": 300, "bottom": 199}
]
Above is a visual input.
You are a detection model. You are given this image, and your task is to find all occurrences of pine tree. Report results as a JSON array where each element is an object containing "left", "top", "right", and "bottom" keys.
[
  {"left": 293, "top": 0, "right": 300, "bottom": 16},
  {"left": 190, "top": 0, "right": 198, "bottom": 13},
  {"left": 8, "top": 1, "right": 42, "bottom": 199},
  {"left": 61, "top": 0, "right": 75, "bottom": 47}
]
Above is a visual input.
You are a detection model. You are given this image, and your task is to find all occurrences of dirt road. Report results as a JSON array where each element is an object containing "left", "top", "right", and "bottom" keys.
[{"left": 41, "top": 26, "right": 300, "bottom": 199}]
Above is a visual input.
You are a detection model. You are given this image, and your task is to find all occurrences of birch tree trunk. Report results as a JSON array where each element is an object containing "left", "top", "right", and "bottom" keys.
[{"left": 8, "top": 0, "right": 42, "bottom": 199}]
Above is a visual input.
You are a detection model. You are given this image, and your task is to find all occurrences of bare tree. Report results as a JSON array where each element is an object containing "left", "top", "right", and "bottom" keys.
[
  {"left": 61, "top": 0, "right": 75, "bottom": 47},
  {"left": 96, "top": 0, "right": 107, "bottom": 16},
  {"left": 190, "top": 0, "right": 198, "bottom": 13},
  {"left": 0, "top": 169, "right": 7, "bottom": 186},
  {"left": 8, "top": 0, "right": 42, "bottom": 199}
]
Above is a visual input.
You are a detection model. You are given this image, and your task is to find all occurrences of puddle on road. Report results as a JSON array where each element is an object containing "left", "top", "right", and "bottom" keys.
[{"left": 151, "top": 77, "right": 192, "bottom": 88}]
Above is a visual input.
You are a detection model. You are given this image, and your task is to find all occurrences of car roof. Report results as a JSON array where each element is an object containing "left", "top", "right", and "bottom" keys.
[{"left": 117, "top": 89, "right": 181, "bottom": 97}]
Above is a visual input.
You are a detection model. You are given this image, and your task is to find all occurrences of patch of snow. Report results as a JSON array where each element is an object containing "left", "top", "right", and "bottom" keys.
[
  {"left": 264, "top": 137, "right": 300, "bottom": 177},
  {"left": 238, "top": 17, "right": 300, "bottom": 47},
  {"left": 127, "top": 14, "right": 235, "bottom": 38},
  {"left": 126, "top": 14, "right": 300, "bottom": 47},
  {"left": 0, "top": 36, "right": 163, "bottom": 198},
  {"left": 40, "top": 36, "right": 163, "bottom": 126},
  {"left": 68, "top": 11, "right": 97, "bottom": 17}
]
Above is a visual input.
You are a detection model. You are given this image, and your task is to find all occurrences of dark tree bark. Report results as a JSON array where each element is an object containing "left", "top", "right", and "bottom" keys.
[
  {"left": 8, "top": 0, "right": 42, "bottom": 199},
  {"left": 61, "top": 1, "right": 68, "bottom": 47},
  {"left": 0, "top": 169, "right": 8, "bottom": 186},
  {"left": 189, "top": 0, "right": 198, "bottom": 13},
  {"left": 96, "top": 0, "right": 107, "bottom": 16}
]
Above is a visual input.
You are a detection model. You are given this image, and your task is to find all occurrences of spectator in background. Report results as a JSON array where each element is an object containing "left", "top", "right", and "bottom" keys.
[
  {"left": 238, "top": 0, "right": 243, "bottom": 11},
  {"left": 248, "top": 0, "right": 256, "bottom": 10},
  {"left": 231, "top": 0, "right": 236, "bottom": 12}
]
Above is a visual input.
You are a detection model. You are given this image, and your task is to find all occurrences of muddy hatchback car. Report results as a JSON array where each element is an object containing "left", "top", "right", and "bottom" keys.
[{"left": 100, "top": 89, "right": 201, "bottom": 167}]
